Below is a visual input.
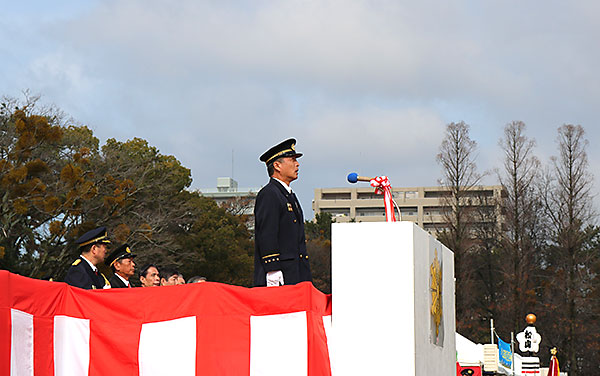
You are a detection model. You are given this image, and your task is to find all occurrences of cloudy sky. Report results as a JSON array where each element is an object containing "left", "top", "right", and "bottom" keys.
[{"left": 2, "top": 0, "right": 600, "bottom": 218}]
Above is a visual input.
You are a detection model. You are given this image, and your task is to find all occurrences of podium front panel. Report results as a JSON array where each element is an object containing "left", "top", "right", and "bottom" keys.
[{"left": 331, "top": 222, "right": 455, "bottom": 376}]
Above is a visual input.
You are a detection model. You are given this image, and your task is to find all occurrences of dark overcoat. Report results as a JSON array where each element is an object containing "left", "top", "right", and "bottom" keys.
[
  {"left": 254, "top": 178, "right": 312, "bottom": 286},
  {"left": 108, "top": 273, "right": 129, "bottom": 288},
  {"left": 64, "top": 256, "right": 108, "bottom": 290}
]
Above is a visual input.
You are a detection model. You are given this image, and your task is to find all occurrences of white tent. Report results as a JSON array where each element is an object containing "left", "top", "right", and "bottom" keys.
[
  {"left": 455, "top": 332, "right": 484, "bottom": 367},
  {"left": 455, "top": 333, "right": 535, "bottom": 376}
]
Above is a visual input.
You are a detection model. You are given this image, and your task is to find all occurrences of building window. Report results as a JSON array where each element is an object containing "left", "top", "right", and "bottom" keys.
[
  {"left": 423, "top": 223, "right": 449, "bottom": 232},
  {"left": 424, "top": 206, "right": 447, "bottom": 216},
  {"left": 356, "top": 207, "right": 385, "bottom": 217},
  {"left": 405, "top": 191, "right": 418, "bottom": 199},
  {"left": 321, "top": 192, "right": 351, "bottom": 200},
  {"left": 424, "top": 190, "right": 452, "bottom": 198},
  {"left": 321, "top": 208, "right": 350, "bottom": 217},
  {"left": 392, "top": 191, "right": 418, "bottom": 200},
  {"left": 464, "top": 190, "right": 494, "bottom": 198},
  {"left": 357, "top": 192, "right": 380, "bottom": 200},
  {"left": 399, "top": 207, "right": 418, "bottom": 216}
]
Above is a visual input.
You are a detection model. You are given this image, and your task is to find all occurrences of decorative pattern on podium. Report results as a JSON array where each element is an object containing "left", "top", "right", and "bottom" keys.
[
  {"left": 429, "top": 241, "right": 445, "bottom": 347},
  {"left": 430, "top": 248, "right": 443, "bottom": 339}
]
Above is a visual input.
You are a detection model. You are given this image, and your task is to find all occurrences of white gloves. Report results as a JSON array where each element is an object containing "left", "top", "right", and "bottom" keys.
[{"left": 266, "top": 270, "right": 284, "bottom": 287}]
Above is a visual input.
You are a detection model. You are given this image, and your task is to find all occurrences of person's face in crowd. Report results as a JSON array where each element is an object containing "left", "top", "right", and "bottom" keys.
[
  {"left": 91, "top": 243, "right": 109, "bottom": 265},
  {"left": 115, "top": 257, "right": 136, "bottom": 279},
  {"left": 177, "top": 275, "right": 185, "bottom": 285},
  {"left": 140, "top": 266, "right": 160, "bottom": 287},
  {"left": 161, "top": 274, "right": 179, "bottom": 286},
  {"left": 274, "top": 156, "right": 299, "bottom": 184}
]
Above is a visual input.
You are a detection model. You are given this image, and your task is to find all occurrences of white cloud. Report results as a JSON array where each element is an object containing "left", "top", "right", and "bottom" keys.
[
  {"left": 55, "top": 1, "right": 529, "bottom": 98},
  {"left": 29, "top": 53, "right": 92, "bottom": 94},
  {"left": 3, "top": 0, "right": 600, "bottom": 216},
  {"left": 304, "top": 105, "right": 445, "bottom": 161}
]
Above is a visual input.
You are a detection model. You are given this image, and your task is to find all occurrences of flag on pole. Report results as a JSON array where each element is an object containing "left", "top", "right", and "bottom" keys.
[
  {"left": 497, "top": 336, "right": 512, "bottom": 368},
  {"left": 548, "top": 348, "right": 560, "bottom": 376},
  {"left": 1, "top": 270, "right": 332, "bottom": 376}
]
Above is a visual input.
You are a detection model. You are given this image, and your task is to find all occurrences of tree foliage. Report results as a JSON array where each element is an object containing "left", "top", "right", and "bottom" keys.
[
  {"left": 496, "top": 121, "right": 545, "bottom": 336},
  {"left": 0, "top": 96, "right": 254, "bottom": 285},
  {"left": 538, "top": 125, "right": 597, "bottom": 375},
  {"left": 175, "top": 191, "right": 254, "bottom": 286},
  {"left": 0, "top": 97, "right": 92, "bottom": 277},
  {"left": 435, "top": 121, "right": 600, "bottom": 375},
  {"left": 305, "top": 212, "right": 333, "bottom": 241},
  {"left": 305, "top": 212, "right": 333, "bottom": 294},
  {"left": 436, "top": 121, "right": 487, "bottom": 336}
]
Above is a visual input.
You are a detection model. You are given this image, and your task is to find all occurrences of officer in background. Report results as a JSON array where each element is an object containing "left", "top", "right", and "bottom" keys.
[
  {"left": 254, "top": 138, "right": 312, "bottom": 287},
  {"left": 105, "top": 243, "right": 137, "bottom": 288},
  {"left": 64, "top": 226, "right": 112, "bottom": 289}
]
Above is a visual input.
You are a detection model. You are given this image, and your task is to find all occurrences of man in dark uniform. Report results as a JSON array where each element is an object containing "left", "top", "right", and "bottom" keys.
[
  {"left": 64, "top": 226, "right": 112, "bottom": 289},
  {"left": 105, "top": 244, "right": 137, "bottom": 288},
  {"left": 254, "top": 138, "right": 312, "bottom": 287}
]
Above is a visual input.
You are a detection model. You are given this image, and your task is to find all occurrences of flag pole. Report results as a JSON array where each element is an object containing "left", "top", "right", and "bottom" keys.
[
  {"left": 511, "top": 331, "right": 515, "bottom": 375},
  {"left": 490, "top": 318, "right": 494, "bottom": 344}
]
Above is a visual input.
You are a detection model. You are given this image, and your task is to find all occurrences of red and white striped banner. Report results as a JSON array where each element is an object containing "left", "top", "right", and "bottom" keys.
[
  {"left": 0, "top": 271, "right": 332, "bottom": 376},
  {"left": 370, "top": 176, "right": 396, "bottom": 222}
]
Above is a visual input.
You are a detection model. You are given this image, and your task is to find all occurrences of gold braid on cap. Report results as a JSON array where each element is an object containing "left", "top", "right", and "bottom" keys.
[
  {"left": 79, "top": 233, "right": 109, "bottom": 247},
  {"left": 110, "top": 247, "right": 132, "bottom": 267},
  {"left": 265, "top": 144, "right": 296, "bottom": 164}
]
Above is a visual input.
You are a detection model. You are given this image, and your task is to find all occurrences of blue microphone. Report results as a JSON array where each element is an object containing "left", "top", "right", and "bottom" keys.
[{"left": 347, "top": 173, "right": 373, "bottom": 183}]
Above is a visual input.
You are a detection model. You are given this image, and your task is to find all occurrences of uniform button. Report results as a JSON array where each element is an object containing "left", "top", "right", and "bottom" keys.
[
  {"left": 305, "top": 256, "right": 309, "bottom": 259},
  {"left": 293, "top": 219, "right": 297, "bottom": 223}
]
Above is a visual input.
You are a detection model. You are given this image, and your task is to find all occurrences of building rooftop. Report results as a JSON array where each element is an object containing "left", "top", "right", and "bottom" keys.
[{"left": 198, "top": 177, "right": 262, "bottom": 195}]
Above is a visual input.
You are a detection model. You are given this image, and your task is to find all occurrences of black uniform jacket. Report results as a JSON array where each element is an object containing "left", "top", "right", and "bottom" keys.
[
  {"left": 108, "top": 273, "right": 129, "bottom": 288},
  {"left": 254, "top": 178, "right": 312, "bottom": 286},
  {"left": 64, "top": 256, "right": 108, "bottom": 290}
]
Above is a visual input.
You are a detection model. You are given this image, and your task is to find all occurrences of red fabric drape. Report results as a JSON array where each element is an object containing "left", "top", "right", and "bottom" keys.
[{"left": 1, "top": 270, "right": 332, "bottom": 376}]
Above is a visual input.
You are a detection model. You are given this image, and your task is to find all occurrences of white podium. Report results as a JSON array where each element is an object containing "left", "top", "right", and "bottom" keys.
[{"left": 331, "top": 222, "right": 456, "bottom": 375}]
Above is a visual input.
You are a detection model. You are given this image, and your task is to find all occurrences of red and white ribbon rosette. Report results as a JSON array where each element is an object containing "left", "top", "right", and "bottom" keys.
[{"left": 370, "top": 176, "right": 396, "bottom": 222}]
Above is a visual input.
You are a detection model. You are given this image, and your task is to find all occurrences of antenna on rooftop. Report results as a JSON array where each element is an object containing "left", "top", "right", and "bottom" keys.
[{"left": 231, "top": 149, "right": 234, "bottom": 179}]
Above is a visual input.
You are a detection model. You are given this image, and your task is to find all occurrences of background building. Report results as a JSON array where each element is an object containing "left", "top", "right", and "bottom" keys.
[
  {"left": 312, "top": 185, "right": 504, "bottom": 234},
  {"left": 198, "top": 178, "right": 261, "bottom": 227}
]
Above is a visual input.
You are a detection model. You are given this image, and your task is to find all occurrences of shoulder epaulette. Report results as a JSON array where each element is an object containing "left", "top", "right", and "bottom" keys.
[{"left": 72, "top": 259, "right": 81, "bottom": 266}]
